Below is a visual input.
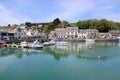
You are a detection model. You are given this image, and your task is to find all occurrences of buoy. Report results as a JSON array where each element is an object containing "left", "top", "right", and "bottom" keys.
[
  {"left": 98, "top": 56, "right": 101, "bottom": 58},
  {"left": 88, "top": 46, "right": 92, "bottom": 49},
  {"left": 76, "top": 49, "right": 80, "bottom": 53}
]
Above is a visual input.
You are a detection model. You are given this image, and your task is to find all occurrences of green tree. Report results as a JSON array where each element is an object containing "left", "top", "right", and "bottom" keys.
[
  {"left": 99, "top": 19, "right": 111, "bottom": 32},
  {"left": 62, "top": 20, "right": 70, "bottom": 27},
  {"left": 25, "top": 22, "right": 31, "bottom": 27},
  {"left": 53, "top": 18, "right": 61, "bottom": 26},
  {"left": 8, "top": 24, "right": 11, "bottom": 27}
]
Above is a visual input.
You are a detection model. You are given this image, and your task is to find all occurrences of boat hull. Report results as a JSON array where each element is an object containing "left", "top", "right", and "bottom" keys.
[
  {"left": 116, "top": 38, "right": 120, "bottom": 42},
  {"left": 55, "top": 41, "right": 69, "bottom": 46},
  {"left": 20, "top": 40, "right": 43, "bottom": 49},
  {"left": 85, "top": 39, "right": 95, "bottom": 42},
  {"left": 29, "top": 47, "right": 43, "bottom": 49}
]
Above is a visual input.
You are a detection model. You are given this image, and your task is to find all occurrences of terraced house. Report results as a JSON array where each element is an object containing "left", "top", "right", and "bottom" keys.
[
  {"left": 66, "top": 27, "right": 78, "bottom": 39},
  {"left": 78, "top": 29, "right": 99, "bottom": 39},
  {"left": 53, "top": 27, "right": 99, "bottom": 40},
  {"left": 54, "top": 28, "right": 66, "bottom": 39}
]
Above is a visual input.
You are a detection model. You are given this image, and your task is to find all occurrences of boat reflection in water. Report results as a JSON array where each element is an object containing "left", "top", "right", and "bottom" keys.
[
  {"left": 46, "top": 42, "right": 95, "bottom": 55},
  {"left": 76, "top": 42, "right": 120, "bottom": 60},
  {"left": 45, "top": 41, "right": 120, "bottom": 60},
  {"left": 1, "top": 42, "right": 120, "bottom": 80},
  {"left": 0, "top": 47, "right": 43, "bottom": 59},
  {"left": 118, "top": 43, "right": 120, "bottom": 47},
  {"left": 0, "top": 42, "right": 119, "bottom": 60}
]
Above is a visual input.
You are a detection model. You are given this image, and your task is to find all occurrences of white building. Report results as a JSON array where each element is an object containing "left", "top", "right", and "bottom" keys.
[{"left": 66, "top": 27, "right": 78, "bottom": 39}]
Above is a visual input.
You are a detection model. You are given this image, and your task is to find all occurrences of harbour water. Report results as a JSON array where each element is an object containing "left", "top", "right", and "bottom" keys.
[{"left": 0, "top": 42, "right": 120, "bottom": 80}]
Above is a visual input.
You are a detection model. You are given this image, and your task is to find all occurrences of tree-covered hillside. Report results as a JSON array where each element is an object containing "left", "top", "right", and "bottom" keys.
[
  {"left": 75, "top": 19, "right": 120, "bottom": 32},
  {"left": 25, "top": 18, "right": 120, "bottom": 34}
]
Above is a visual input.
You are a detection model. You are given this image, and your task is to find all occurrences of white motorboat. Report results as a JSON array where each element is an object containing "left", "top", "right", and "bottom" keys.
[
  {"left": 43, "top": 40, "right": 55, "bottom": 46},
  {"left": 85, "top": 39, "right": 95, "bottom": 42},
  {"left": 55, "top": 41, "right": 69, "bottom": 46},
  {"left": 20, "top": 41, "right": 28, "bottom": 46},
  {"left": 20, "top": 40, "right": 43, "bottom": 49},
  {"left": 116, "top": 37, "right": 120, "bottom": 42},
  {"left": 29, "top": 40, "right": 43, "bottom": 49}
]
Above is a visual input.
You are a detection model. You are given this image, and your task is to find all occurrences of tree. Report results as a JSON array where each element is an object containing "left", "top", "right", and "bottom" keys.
[
  {"left": 53, "top": 18, "right": 61, "bottom": 26},
  {"left": 62, "top": 20, "right": 70, "bottom": 27},
  {"left": 99, "top": 19, "right": 111, "bottom": 32},
  {"left": 8, "top": 24, "right": 11, "bottom": 27},
  {"left": 25, "top": 22, "right": 32, "bottom": 27}
]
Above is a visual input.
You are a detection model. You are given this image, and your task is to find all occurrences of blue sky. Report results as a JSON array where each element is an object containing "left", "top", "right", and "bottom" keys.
[{"left": 0, "top": 0, "right": 120, "bottom": 26}]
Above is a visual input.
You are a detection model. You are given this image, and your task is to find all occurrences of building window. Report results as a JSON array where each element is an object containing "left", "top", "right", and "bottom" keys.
[{"left": 68, "top": 32, "right": 69, "bottom": 35}]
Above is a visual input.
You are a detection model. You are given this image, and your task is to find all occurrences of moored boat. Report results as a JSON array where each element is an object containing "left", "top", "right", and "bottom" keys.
[
  {"left": 55, "top": 41, "right": 69, "bottom": 46},
  {"left": 20, "top": 40, "right": 43, "bottom": 49},
  {"left": 0, "top": 40, "right": 6, "bottom": 47},
  {"left": 55, "top": 38, "right": 69, "bottom": 46},
  {"left": 29, "top": 40, "right": 43, "bottom": 49},
  {"left": 85, "top": 39, "right": 95, "bottom": 42},
  {"left": 20, "top": 41, "right": 28, "bottom": 47},
  {"left": 43, "top": 40, "right": 55, "bottom": 46},
  {"left": 116, "top": 37, "right": 120, "bottom": 42}
]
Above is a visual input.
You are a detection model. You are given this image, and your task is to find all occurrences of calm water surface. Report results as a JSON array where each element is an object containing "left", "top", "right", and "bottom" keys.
[{"left": 0, "top": 42, "right": 120, "bottom": 80}]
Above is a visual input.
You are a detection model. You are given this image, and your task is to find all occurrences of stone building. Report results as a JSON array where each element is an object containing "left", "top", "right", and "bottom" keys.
[
  {"left": 54, "top": 28, "right": 66, "bottom": 39},
  {"left": 78, "top": 29, "right": 99, "bottom": 39}
]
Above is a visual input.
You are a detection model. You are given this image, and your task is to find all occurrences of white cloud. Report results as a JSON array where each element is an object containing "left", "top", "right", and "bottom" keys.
[
  {"left": 40, "top": 0, "right": 120, "bottom": 22},
  {"left": 0, "top": 3, "right": 30, "bottom": 26},
  {"left": 94, "top": 12, "right": 120, "bottom": 22},
  {"left": 106, "top": 14, "right": 120, "bottom": 22},
  {"left": 91, "top": 0, "right": 120, "bottom": 22},
  {"left": 0, "top": 0, "right": 120, "bottom": 25},
  {"left": 47, "top": 0, "right": 94, "bottom": 21}
]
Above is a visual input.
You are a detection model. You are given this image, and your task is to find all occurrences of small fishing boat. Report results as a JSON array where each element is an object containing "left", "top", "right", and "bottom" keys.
[
  {"left": 29, "top": 40, "right": 43, "bottom": 49},
  {"left": 116, "top": 37, "right": 120, "bottom": 42},
  {"left": 0, "top": 40, "right": 6, "bottom": 47},
  {"left": 43, "top": 40, "right": 55, "bottom": 46},
  {"left": 55, "top": 38, "right": 69, "bottom": 46},
  {"left": 56, "top": 40, "right": 69, "bottom": 46},
  {"left": 20, "top": 41, "right": 28, "bottom": 47},
  {"left": 20, "top": 40, "right": 43, "bottom": 49},
  {"left": 85, "top": 38, "right": 95, "bottom": 42}
]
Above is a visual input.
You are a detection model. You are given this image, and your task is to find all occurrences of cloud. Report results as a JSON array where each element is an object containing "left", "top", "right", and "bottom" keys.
[
  {"left": 47, "top": 0, "right": 94, "bottom": 21},
  {"left": 91, "top": 0, "right": 120, "bottom": 22},
  {"left": 93, "top": 12, "right": 120, "bottom": 22},
  {"left": 0, "top": 3, "right": 30, "bottom": 26},
  {"left": 41, "top": 0, "right": 120, "bottom": 22},
  {"left": 0, "top": 0, "right": 120, "bottom": 25},
  {"left": 50, "top": 0, "right": 120, "bottom": 22}
]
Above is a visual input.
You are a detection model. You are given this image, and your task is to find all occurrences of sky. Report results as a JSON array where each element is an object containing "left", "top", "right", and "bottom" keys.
[{"left": 0, "top": 0, "right": 120, "bottom": 26}]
